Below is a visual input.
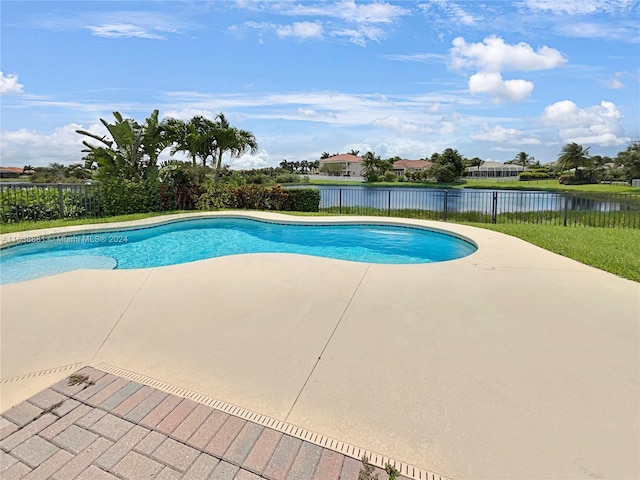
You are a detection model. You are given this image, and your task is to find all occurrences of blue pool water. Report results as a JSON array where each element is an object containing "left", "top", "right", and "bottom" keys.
[{"left": 0, "top": 217, "right": 476, "bottom": 284}]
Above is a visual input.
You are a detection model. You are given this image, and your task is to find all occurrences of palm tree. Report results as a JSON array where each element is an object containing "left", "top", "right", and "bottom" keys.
[
  {"left": 164, "top": 116, "right": 209, "bottom": 184},
  {"left": 557, "top": 143, "right": 592, "bottom": 180},
  {"left": 362, "top": 151, "right": 383, "bottom": 182},
  {"left": 513, "top": 151, "right": 534, "bottom": 169},
  {"left": 348, "top": 149, "right": 360, "bottom": 156},
  {"left": 209, "top": 113, "right": 258, "bottom": 184},
  {"left": 468, "top": 157, "right": 484, "bottom": 171}
]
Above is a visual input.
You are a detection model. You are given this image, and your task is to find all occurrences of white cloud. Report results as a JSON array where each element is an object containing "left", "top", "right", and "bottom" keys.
[
  {"left": 0, "top": 123, "right": 102, "bottom": 166},
  {"left": 277, "top": 0, "right": 410, "bottom": 24},
  {"left": 0, "top": 71, "right": 25, "bottom": 95},
  {"left": 470, "top": 124, "right": 541, "bottom": 144},
  {"left": 421, "top": 0, "right": 479, "bottom": 26},
  {"left": 541, "top": 100, "right": 630, "bottom": 146},
  {"left": 370, "top": 115, "right": 420, "bottom": 133},
  {"left": 298, "top": 108, "right": 317, "bottom": 117},
  {"left": 379, "top": 52, "right": 445, "bottom": 63},
  {"left": 236, "top": 1, "right": 407, "bottom": 46},
  {"left": 275, "top": 22, "right": 323, "bottom": 40},
  {"left": 602, "top": 73, "right": 626, "bottom": 90},
  {"left": 449, "top": 36, "right": 565, "bottom": 103},
  {"left": 86, "top": 23, "right": 166, "bottom": 39},
  {"left": 228, "top": 149, "right": 271, "bottom": 169},
  {"left": 330, "top": 25, "right": 385, "bottom": 46},
  {"left": 468, "top": 72, "right": 534, "bottom": 103},
  {"left": 243, "top": 21, "right": 324, "bottom": 41},
  {"left": 523, "top": 0, "right": 635, "bottom": 15},
  {"left": 560, "top": 21, "right": 640, "bottom": 42},
  {"left": 450, "top": 36, "right": 566, "bottom": 73}
]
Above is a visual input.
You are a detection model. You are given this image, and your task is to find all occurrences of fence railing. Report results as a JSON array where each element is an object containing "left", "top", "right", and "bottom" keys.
[
  {"left": 317, "top": 188, "right": 640, "bottom": 228},
  {"left": 0, "top": 183, "right": 102, "bottom": 223},
  {"left": 2, "top": 183, "right": 639, "bottom": 228}
]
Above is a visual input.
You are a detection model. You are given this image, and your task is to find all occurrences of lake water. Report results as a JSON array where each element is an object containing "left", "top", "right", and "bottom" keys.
[{"left": 302, "top": 186, "right": 632, "bottom": 214}]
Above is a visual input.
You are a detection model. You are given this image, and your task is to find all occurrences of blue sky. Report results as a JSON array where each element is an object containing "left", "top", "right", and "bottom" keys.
[{"left": 1, "top": 0, "right": 638, "bottom": 169}]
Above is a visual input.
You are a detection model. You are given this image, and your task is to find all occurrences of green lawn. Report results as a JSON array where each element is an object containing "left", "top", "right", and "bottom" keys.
[
  {"left": 0, "top": 211, "right": 190, "bottom": 235},
  {"left": 304, "top": 178, "right": 640, "bottom": 194},
  {"left": 464, "top": 222, "right": 640, "bottom": 283},
  {"left": 1, "top": 210, "right": 638, "bottom": 283}
]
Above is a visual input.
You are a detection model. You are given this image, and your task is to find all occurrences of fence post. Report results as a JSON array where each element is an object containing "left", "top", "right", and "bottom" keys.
[
  {"left": 388, "top": 190, "right": 391, "bottom": 216},
  {"left": 339, "top": 188, "right": 342, "bottom": 214},
  {"left": 57, "top": 184, "right": 65, "bottom": 218},
  {"left": 443, "top": 190, "right": 448, "bottom": 221},
  {"left": 563, "top": 194, "right": 569, "bottom": 227},
  {"left": 491, "top": 191, "right": 498, "bottom": 224}
]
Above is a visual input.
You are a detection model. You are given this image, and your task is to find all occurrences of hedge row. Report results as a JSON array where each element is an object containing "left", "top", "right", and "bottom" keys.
[
  {"left": 197, "top": 184, "right": 320, "bottom": 212},
  {"left": 1, "top": 181, "right": 320, "bottom": 223}
]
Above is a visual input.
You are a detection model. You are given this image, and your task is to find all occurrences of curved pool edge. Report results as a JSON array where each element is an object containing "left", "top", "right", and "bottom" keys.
[{"left": 0, "top": 211, "right": 480, "bottom": 253}]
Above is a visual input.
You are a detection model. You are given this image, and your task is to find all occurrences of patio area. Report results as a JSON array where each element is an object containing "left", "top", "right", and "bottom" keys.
[{"left": 1, "top": 212, "right": 638, "bottom": 479}]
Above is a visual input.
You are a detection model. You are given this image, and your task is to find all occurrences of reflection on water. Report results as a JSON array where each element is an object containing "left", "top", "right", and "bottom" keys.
[{"left": 309, "top": 186, "right": 637, "bottom": 214}]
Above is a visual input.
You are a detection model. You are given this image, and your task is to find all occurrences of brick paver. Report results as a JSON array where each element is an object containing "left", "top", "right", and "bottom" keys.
[
  {"left": 155, "top": 398, "right": 198, "bottom": 436},
  {"left": 287, "top": 442, "right": 323, "bottom": 480},
  {"left": 90, "top": 413, "right": 134, "bottom": 441},
  {"left": 263, "top": 434, "right": 302, "bottom": 480},
  {"left": 51, "top": 424, "right": 98, "bottom": 454},
  {"left": 170, "top": 403, "right": 212, "bottom": 443},
  {"left": 2, "top": 402, "right": 43, "bottom": 427},
  {"left": 0, "top": 418, "right": 19, "bottom": 441},
  {"left": 26, "top": 389, "right": 66, "bottom": 411},
  {"left": 183, "top": 453, "right": 219, "bottom": 479},
  {"left": 2, "top": 461, "right": 31, "bottom": 479},
  {"left": 112, "top": 385, "right": 155, "bottom": 417},
  {"left": 21, "top": 450, "right": 73, "bottom": 480},
  {"left": 10, "top": 435, "right": 59, "bottom": 468},
  {"left": 99, "top": 381, "right": 144, "bottom": 411},
  {"left": 242, "top": 428, "right": 283, "bottom": 474},
  {"left": 205, "top": 415, "right": 246, "bottom": 457},
  {"left": 151, "top": 437, "right": 200, "bottom": 472},
  {"left": 0, "top": 367, "right": 422, "bottom": 480}
]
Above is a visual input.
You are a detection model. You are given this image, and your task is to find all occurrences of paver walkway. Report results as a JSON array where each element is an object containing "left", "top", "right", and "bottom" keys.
[{"left": 0, "top": 367, "right": 424, "bottom": 480}]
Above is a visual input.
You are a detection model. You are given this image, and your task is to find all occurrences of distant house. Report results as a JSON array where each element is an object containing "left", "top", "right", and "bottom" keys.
[
  {"left": 0, "top": 167, "right": 26, "bottom": 179},
  {"left": 392, "top": 159, "right": 432, "bottom": 177},
  {"left": 318, "top": 154, "right": 364, "bottom": 177},
  {"left": 466, "top": 162, "right": 528, "bottom": 178}
]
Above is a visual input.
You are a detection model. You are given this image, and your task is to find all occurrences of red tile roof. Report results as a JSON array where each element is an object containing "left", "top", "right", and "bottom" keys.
[
  {"left": 0, "top": 167, "right": 26, "bottom": 173},
  {"left": 319, "top": 154, "right": 363, "bottom": 163}
]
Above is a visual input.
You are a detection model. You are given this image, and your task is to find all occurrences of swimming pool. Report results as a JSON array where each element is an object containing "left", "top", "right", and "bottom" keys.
[{"left": 0, "top": 217, "right": 477, "bottom": 284}]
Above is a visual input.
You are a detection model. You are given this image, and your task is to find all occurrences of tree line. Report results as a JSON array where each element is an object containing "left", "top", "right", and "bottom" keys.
[{"left": 74, "top": 110, "right": 257, "bottom": 186}]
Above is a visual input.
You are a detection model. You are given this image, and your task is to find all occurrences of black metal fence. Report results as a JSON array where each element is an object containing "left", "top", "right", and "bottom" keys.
[
  {"left": 2, "top": 183, "right": 639, "bottom": 228},
  {"left": 318, "top": 187, "right": 640, "bottom": 228},
  {"left": 0, "top": 183, "right": 102, "bottom": 223}
]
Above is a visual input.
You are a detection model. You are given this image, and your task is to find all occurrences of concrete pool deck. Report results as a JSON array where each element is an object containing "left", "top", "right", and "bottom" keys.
[{"left": 1, "top": 211, "right": 638, "bottom": 479}]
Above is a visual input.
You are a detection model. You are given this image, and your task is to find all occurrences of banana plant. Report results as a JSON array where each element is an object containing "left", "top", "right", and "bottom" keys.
[{"left": 76, "top": 110, "right": 168, "bottom": 180}]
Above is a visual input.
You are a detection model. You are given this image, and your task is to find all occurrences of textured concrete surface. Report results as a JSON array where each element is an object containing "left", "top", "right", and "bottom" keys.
[{"left": 1, "top": 211, "right": 638, "bottom": 479}]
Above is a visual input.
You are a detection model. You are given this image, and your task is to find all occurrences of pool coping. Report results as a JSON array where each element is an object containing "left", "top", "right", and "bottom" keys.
[{"left": 0, "top": 211, "right": 478, "bottom": 251}]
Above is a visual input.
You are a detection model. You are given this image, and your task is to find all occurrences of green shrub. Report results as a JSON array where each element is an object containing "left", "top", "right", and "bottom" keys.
[
  {"left": 99, "top": 178, "right": 161, "bottom": 216},
  {"left": 288, "top": 188, "right": 320, "bottom": 212},
  {"left": 233, "top": 184, "right": 270, "bottom": 209},
  {"left": 274, "top": 173, "right": 301, "bottom": 184},
  {"left": 196, "top": 183, "right": 235, "bottom": 210},
  {"left": 520, "top": 170, "right": 550, "bottom": 181},
  {"left": 266, "top": 184, "right": 291, "bottom": 210},
  {"left": 383, "top": 171, "right": 397, "bottom": 182}
]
